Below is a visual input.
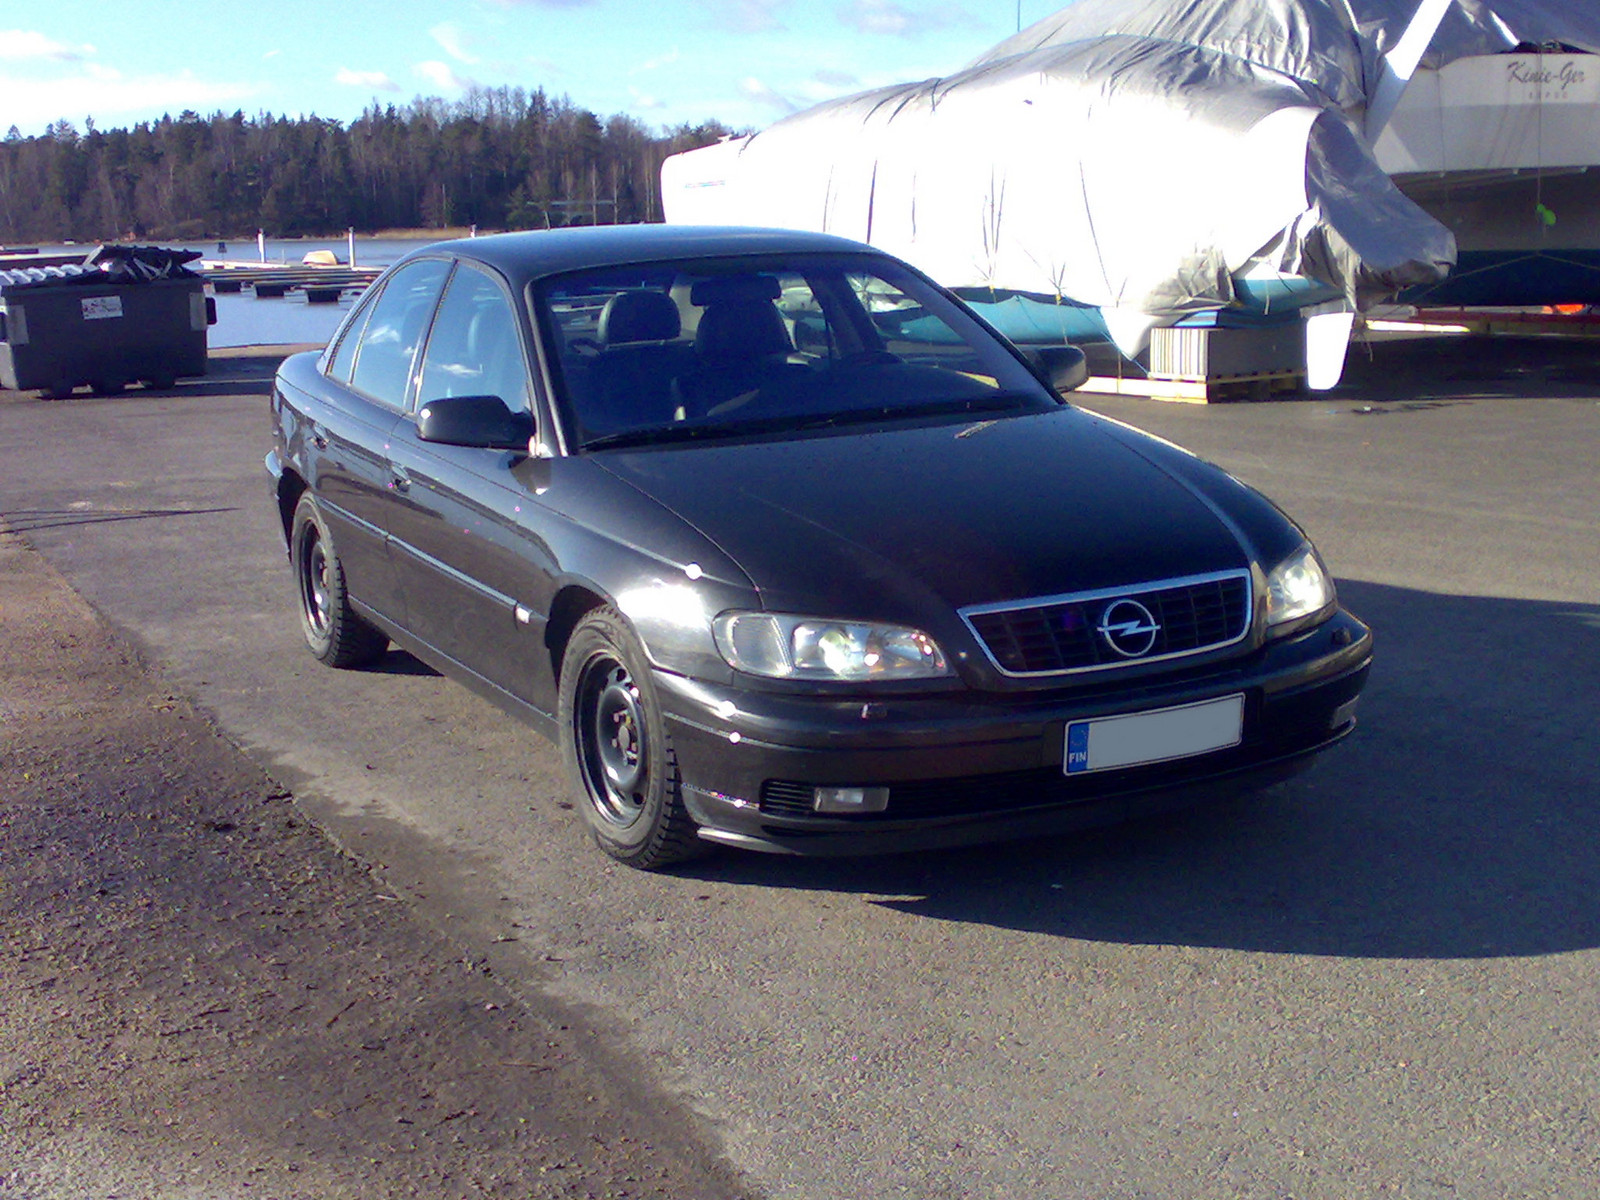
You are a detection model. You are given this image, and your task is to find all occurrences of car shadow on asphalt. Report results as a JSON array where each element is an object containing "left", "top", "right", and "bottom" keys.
[
  {"left": 158, "top": 377, "right": 277, "bottom": 399},
  {"left": 366, "top": 647, "right": 443, "bottom": 678},
  {"left": 694, "top": 582, "right": 1600, "bottom": 961}
]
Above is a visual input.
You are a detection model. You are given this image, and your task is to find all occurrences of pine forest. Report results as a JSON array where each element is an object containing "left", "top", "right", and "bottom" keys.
[{"left": 0, "top": 87, "right": 738, "bottom": 243}]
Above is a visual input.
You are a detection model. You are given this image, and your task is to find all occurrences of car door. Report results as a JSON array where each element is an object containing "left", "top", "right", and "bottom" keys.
[
  {"left": 308, "top": 257, "right": 452, "bottom": 626},
  {"left": 382, "top": 261, "right": 562, "bottom": 709}
]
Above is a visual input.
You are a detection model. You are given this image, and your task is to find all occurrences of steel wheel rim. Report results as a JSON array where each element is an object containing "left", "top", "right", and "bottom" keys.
[
  {"left": 297, "top": 526, "right": 331, "bottom": 637},
  {"left": 577, "top": 655, "right": 648, "bottom": 829}
]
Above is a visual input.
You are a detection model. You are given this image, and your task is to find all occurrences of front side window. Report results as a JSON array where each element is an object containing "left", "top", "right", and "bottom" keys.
[
  {"left": 415, "top": 264, "right": 531, "bottom": 414},
  {"left": 348, "top": 258, "right": 451, "bottom": 408},
  {"left": 535, "top": 252, "right": 1055, "bottom": 450}
]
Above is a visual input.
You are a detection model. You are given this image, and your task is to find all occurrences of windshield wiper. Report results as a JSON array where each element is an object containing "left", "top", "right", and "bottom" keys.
[
  {"left": 580, "top": 415, "right": 797, "bottom": 452},
  {"left": 914, "top": 391, "right": 1037, "bottom": 416},
  {"left": 796, "top": 392, "right": 1038, "bottom": 430},
  {"left": 579, "top": 426, "right": 706, "bottom": 452},
  {"left": 580, "top": 393, "right": 1039, "bottom": 451}
]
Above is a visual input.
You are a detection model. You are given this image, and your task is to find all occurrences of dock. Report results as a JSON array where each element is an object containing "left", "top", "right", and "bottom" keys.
[{"left": 201, "top": 260, "right": 382, "bottom": 303}]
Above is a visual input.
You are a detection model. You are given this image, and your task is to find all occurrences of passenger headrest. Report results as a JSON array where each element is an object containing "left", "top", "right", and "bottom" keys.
[
  {"left": 689, "top": 275, "right": 782, "bottom": 307},
  {"left": 597, "top": 290, "right": 681, "bottom": 345},
  {"left": 694, "top": 296, "right": 792, "bottom": 363}
]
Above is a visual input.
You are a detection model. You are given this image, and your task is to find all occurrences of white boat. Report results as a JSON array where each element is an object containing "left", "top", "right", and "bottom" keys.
[{"left": 1376, "top": 48, "right": 1600, "bottom": 305}]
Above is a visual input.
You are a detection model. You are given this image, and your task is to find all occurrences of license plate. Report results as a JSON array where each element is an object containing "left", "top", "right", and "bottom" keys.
[{"left": 1064, "top": 694, "right": 1244, "bottom": 775}]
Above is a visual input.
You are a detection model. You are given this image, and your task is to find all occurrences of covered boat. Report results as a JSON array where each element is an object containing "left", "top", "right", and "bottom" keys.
[{"left": 662, "top": 0, "right": 1600, "bottom": 382}]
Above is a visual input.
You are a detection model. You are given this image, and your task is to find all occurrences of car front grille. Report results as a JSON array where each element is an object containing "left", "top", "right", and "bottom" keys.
[{"left": 961, "top": 570, "right": 1252, "bottom": 676}]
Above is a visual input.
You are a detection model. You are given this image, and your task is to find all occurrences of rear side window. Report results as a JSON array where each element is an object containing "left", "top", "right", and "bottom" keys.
[
  {"left": 348, "top": 259, "right": 451, "bottom": 408},
  {"left": 325, "top": 290, "right": 378, "bottom": 383},
  {"left": 415, "top": 264, "right": 531, "bottom": 414}
]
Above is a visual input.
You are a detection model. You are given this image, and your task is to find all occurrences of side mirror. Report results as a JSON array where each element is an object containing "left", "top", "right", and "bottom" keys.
[
  {"left": 1026, "top": 344, "right": 1089, "bottom": 395},
  {"left": 417, "top": 394, "right": 535, "bottom": 450}
]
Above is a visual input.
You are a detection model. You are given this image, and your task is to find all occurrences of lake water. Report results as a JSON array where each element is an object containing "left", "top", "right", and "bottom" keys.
[{"left": 21, "top": 236, "right": 450, "bottom": 349}]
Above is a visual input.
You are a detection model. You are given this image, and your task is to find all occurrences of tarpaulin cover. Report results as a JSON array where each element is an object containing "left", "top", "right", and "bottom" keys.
[
  {"left": 663, "top": 1, "right": 1600, "bottom": 327},
  {"left": 974, "top": 0, "right": 1600, "bottom": 113}
]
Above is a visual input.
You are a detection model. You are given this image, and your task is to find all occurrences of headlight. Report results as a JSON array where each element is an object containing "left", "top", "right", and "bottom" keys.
[
  {"left": 712, "top": 612, "right": 951, "bottom": 681},
  {"left": 1264, "top": 543, "right": 1335, "bottom": 634}
]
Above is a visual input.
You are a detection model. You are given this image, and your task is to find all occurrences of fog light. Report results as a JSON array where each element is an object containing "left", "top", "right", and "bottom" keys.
[
  {"left": 812, "top": 786, "right": 889, "bottom": 814},
  {"left": 1330, "top": 697, "right": 1360, "bottom": 730}
]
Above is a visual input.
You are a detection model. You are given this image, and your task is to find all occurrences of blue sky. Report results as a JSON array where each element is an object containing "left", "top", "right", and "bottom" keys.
[{"left": 1, "top": 1, "right": 1042, "bottom": 137}]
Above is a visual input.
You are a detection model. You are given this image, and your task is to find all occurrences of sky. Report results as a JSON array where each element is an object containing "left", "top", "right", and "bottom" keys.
[{"left": 0, "top": 1, "right": 1048, "bottom": 138}]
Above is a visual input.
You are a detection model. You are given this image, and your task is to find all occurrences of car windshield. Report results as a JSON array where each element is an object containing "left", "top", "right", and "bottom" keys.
[{"left": 535, "top": 252, "right": 1060, "bottom": 450}]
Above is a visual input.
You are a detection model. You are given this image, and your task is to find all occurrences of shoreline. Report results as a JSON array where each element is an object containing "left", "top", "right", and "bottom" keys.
[{"left": 40, "top": 227, "right": 521, "bottom": 249}]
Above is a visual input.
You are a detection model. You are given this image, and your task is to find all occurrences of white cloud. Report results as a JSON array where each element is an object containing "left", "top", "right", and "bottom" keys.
[
  {"left": 838, "top": 0, "right": 913, "bottom": 36},
  {"left": 429, "top": 23, "right": 479, "bottom": 65},
  {"left": 0, "top": 67, "right": 257, "bottom": 133},
  {"left": 836, "top": 1, "right": 980, "bottom": 37},
  {"left": 636, "top": 48, "right": 681, "bottom": 73},
  {"left": 416, "top": 60, "right": 472, "bottom": 91},
  {"left": 336, "top": 68, "right": 399, "bottom": 92},
  {"left": 799, "top": 76, "right": 857, "bottom": 103},
  {"left": 710, "top": 0, "right": 788, "bottom": 35},
  {"left": 738, "top": 76, "right": 798, "bottom": 115},
  {"left": 0, "top": 29, "right": 94, "bottom": 61},
  {"left": 628, "top": 86, "right": 665, "bottom": 110},
  {"left": 813, "top": 68, "right": 859, "bottom": 87}
]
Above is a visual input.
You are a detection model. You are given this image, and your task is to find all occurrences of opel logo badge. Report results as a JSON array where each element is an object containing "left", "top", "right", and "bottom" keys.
[{"left": 1097, "top": 598, "right": 1160, "bottom": 658}]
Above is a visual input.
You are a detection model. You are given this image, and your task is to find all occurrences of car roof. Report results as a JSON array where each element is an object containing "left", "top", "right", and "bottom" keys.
[{"left": 403, "top": 224, "right": 882, "bottom": 286}]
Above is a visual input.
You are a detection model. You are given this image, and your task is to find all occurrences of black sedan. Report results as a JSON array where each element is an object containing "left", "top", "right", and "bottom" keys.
[{"left": 266, "top": 225, "right": 1371, "bottom": 869}]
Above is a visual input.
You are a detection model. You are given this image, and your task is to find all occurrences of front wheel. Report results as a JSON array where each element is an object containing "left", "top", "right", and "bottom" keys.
[
  {"left": 558, "top": 607, "right": 704, "bottom": 869},
  {"left": 289, "top": 492, "right": 388, "bottom": 668}
]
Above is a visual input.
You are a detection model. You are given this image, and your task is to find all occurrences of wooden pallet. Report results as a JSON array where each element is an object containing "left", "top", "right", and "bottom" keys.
[{"left": 1082, "top": 371, "right": 1304, "bottom": 404}]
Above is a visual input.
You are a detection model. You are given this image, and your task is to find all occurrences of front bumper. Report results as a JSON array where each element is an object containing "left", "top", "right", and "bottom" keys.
[{"left": 657, "top": 609, "right": 1372, "bottom": 856}]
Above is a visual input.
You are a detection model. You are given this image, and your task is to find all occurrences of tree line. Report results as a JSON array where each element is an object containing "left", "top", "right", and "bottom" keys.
[{"left": 0, "top": 87, "right": 739, "bottom": 244}]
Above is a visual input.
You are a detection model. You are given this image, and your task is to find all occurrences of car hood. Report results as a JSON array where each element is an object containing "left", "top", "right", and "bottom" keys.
[{"left": 594, "top": 407, "right": 1280, "bottom": 622}]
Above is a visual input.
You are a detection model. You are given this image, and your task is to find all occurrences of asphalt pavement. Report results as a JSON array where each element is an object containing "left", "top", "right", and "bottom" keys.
[{"left": 1, "top": 333, "right": 1597, "bottom": 1199}]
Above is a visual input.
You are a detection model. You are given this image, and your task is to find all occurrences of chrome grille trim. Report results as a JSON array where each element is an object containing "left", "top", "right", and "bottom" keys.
[{"left": 960, "top": 569, "right": 1253, "bottom": 678}]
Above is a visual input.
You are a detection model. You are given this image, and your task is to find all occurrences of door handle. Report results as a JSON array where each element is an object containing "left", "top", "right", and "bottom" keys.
[
  {"left": 390, "top": 466, "right": 411, "bottom": 494},
  {"left": 309, "top": 422, "right": 329, "bottom": 451}
]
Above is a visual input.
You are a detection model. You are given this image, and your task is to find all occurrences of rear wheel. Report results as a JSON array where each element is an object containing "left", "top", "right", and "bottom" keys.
[
  {"left": 289, "top": 493, "right": 387, "bottom": 668},
  {"left": 558, "top": 606, "right": 704, "bottom": 869}
]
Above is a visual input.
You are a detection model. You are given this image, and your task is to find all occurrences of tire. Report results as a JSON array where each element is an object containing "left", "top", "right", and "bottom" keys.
[
  {"left": 289, "top": 493, "right": 388, "bottom": 668},
  {"left": 558, "top": 606, "right": 704, "bottom": 869}
]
